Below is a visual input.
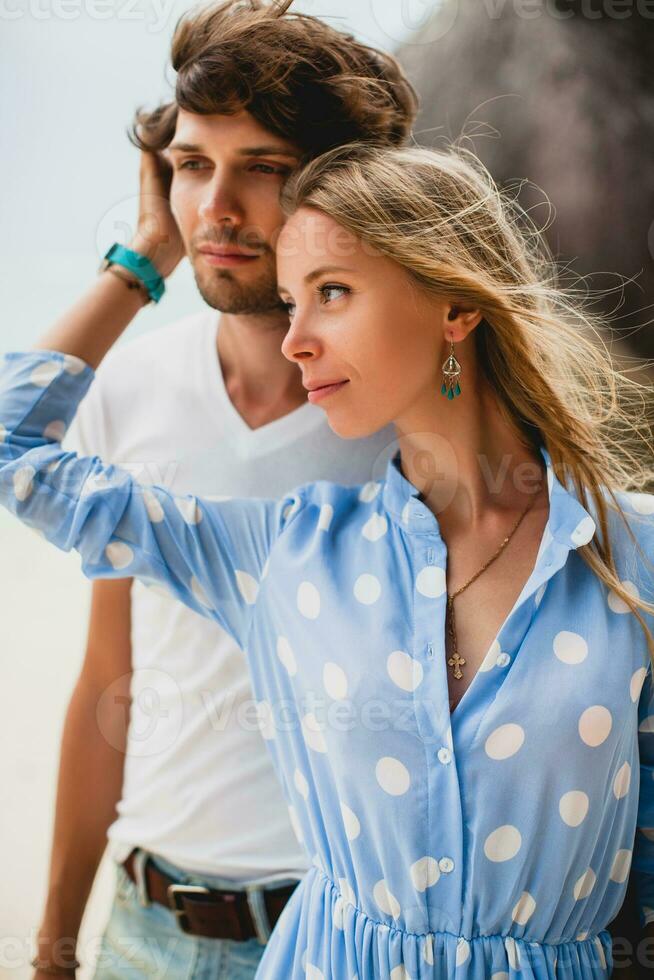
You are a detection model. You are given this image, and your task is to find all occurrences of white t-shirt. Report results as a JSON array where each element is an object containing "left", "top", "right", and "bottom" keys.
[{"left": 62, "top": 308, "right": 397, "bottom": 882}]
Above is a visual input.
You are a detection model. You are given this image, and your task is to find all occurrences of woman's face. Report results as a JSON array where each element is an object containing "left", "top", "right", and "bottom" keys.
[{"left": 277, "top": 207, "right": 463, "bottom": 440}]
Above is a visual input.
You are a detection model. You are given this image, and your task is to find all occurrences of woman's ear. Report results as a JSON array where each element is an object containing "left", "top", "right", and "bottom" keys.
[{"left": 445, "top": 304, "right": 483, "bottom": 339}]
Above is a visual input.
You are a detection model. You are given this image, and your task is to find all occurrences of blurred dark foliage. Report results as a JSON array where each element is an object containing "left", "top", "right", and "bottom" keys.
[{"left": 399, "top": 0, "right": 654, "bottom": 364}]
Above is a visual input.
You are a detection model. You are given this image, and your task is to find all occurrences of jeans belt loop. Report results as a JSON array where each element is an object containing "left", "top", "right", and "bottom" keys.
[
  {"left": 245, "top": 884, "right": 272, "bottom": 945},
  {"left": 132, "top": 848, "right": 152, "bottom": 908}
]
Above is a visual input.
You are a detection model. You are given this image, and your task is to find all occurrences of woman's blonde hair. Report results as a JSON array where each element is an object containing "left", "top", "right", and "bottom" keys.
[{"left": 280, "top": 141, "right": 654, "bottom": 662}]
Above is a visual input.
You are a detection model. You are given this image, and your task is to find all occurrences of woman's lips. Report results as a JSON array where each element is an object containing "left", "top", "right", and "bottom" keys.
[{"left": 307, "top": 381, "right": 349, "bottom": 404}]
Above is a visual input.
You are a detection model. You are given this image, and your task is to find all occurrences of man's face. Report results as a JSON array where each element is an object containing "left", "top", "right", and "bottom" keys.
[{"left": 166, "top": 108, "right": 302, "bottom": 315}]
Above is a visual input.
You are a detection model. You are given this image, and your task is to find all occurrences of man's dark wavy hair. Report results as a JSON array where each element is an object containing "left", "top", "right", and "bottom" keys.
[{"left": 127, "top": 0, "right": 419, "bottom": 161}]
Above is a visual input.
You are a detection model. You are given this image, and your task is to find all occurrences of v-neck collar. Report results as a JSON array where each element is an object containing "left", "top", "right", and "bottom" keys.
[
  {"left": 203, "top": 312, "right": 323, "bottom": 453},
  {"left": 381, "top": 443, "right": 598, "bottom": 739},
  {"left": 382, "top": 443, "right": 597, "bottom": 551}
]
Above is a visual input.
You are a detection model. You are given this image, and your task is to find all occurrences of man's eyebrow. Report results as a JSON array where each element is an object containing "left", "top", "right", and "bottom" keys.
[
  {"left": 167, "top": 141, "right": 300, "bottom": 158},
  {"left": 278, "top": 266, "right": 355, "bottom": 294}
]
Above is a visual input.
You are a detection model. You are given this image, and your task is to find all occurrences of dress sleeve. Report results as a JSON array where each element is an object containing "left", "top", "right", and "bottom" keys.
[
  {"left": 0, "top": 349, "right": 304, "bottom": 651},
  {"left": 633, "top": 660, "right": 654, "bottom": 928}
]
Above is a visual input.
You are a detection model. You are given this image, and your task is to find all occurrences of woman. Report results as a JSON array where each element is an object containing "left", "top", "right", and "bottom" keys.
[{"left": 2, "top": 142, "right": 654, "bottom": 979}]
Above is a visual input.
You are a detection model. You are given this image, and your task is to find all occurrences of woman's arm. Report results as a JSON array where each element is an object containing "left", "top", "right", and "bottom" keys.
[{"left": 0, "top": 348, "right": 304, "bottom": 651}]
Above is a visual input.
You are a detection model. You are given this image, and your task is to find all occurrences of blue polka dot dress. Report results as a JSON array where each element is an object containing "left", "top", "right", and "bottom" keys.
[{"left": 2, "top": 348, "right": 654, "bottom": 979}]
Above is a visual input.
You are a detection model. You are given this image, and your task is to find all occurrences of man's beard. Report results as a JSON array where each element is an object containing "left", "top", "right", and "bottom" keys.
[{"left": 192, "top": 253, "right": 285, "bottom": 315}]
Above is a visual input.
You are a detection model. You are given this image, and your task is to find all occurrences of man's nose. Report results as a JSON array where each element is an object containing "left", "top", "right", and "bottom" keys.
[{"left": 197, "top": 171, "right": 243, "bottom": 225}]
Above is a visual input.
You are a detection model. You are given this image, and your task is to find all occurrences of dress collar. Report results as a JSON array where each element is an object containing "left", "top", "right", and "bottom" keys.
[{"left": 382, "top": 443, "right": 597, "bottom": 549}]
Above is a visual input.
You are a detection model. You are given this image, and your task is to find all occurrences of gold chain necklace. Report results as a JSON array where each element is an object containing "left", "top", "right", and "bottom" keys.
[{"left": 446, "top": 487, "right": 541, "bottom": 681}]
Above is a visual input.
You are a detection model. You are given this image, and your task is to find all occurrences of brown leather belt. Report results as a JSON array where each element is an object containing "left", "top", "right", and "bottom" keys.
[{"left": 122, "top": 849, "right": 298, "bottom": 941}]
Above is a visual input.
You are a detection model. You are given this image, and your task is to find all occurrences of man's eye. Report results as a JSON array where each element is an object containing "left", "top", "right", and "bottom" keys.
[
  {"left": 251, "top": 163, "right": 290, "bottom": 175},
  {"left": 177, "top": 159, "right": 208, "bottom": 171}
]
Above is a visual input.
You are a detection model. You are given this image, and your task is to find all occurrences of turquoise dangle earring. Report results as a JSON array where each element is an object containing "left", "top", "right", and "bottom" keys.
[{"left": 440, "top": 333, "right": 462, "bottom": 400}]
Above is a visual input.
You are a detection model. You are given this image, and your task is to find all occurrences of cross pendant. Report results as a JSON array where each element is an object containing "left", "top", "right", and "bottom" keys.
[{"left": 447, "top": 651, "right": 466, "bottom": 680}]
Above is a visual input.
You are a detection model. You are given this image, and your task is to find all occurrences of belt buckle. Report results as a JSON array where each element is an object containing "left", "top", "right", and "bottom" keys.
[{"left": 167, "top": 883, "right": 211, "bottom": 934}]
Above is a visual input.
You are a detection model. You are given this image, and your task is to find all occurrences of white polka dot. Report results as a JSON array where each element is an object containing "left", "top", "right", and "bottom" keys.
[
  {"left": 143, "top": 488, "right": 164, "bottom": 522},
  {"left": 534, "top": 583, "right": 547, "bottom": 607},
  {"left": 333, "top": 895, "right": 345, "bottom": 929},
  {"left": 553, "top": 631, "right": 588, "bottom": 665},
  {"left": 294, "top": 768, "right": 309, "bottom": 799},
  {"left": 80, "top": 471, "right": 112, "bottom": 497},
  {"left": 277, "top": 636, "right": 297, "bottom": 676},
  {"left": 255, "top": 700, "right": 275, "bottom": 740},
  {"left": 305, "top": 965, "right": 324, "bottom": 980},
  {"left": 613, "top": 761, "right": 631, "bottom": 799},
  {"left": 639, "top": 717, "right": 654, "bottom": 734},
  {"left": 0, "top": 422, "right": 6, "bottom": 443},
  {"left": 559, "top": 790, "right": 589, "bottom": 827},
  {"left": 191, "top": 575, "right": 212, "bottom": 608},
  {"left": 376, "top": 756, "right": 411, "bottom": 796},
  {"left": 353, "top": 573, "right": 381, "bottom": 605},
  {"left": 491, "top": 974, "right": 509, "bottom": 980},
  {"left": 373, "top": 879, "right": 401, "bottom": 919},
  {"left": 105, "top": 540, "right": 133, "bottom": 570},
  {"left": 573, "top": 867, "right": 596, "bottom": 900},
  {"left": 387, "top": 651, "right": 424, "bottom": 692},
  {"left": 629, "top": 493, "right": 654, "bottom": 515},
  {"left": 595, "top": 936, "right": 607, "bottom": 970},
  {"left": 578, "top": 705, "right": 612, "bottom": 746},
  {"left": 455, "top": 938, "right": 470, "bottom": 966},
  {"left": 390, "top": 967, "right": 412, "bottom": 980},
  {"left": 338, "top": 878, "right": 356, "bottom": 906},
  {"left": 423, "top": 935, "right": 434, "bottom": 965},
  {"left": 359, "top": 481, "right": 381, "bottom": 502},
  {"left": 340, "top": 802, "right": 361, "bottom": 841},
  {"left": 174, "top": 495, "right": 202, "bottom": 524},
  {"left": 323, "top": 662, "right": 348, "bottom": 700},
  {"left": 610, "top": 848, "right": 632, "bottom": 883},
  {"left": 506, "top": 936, "right": 521, "bottom": 970},
  {"left": 297, "top": 581, "right": 321, "bottom": 618},
  {"left": 235, "top": 569, "right": 259, "bottom": 605},
  {"left": 576, "top": 931, "right": 588, "bottom": 941},
  {"left": 318, "top": 503, "right": 333, "bottom": 531},
  {"left": 511, "top": 891, "right": 536, "bottom": 924},
  {"left": 479, "top": 640, "right": 500, "bottom": 672},
  {"left": 571, "top": 515, "right": 596, "bottom": 546},
  {"left": 301, "top": 713, "right": 327, "bottom": 753},
  {"left": 415, "top": 566, "right": 446, "bottom": 598},
  {"left": 484, "top": 825, "right": 522, "bottom": 862},
  {"left": 43, "top": 420, "right": 66, "bottom": 441},
  {"left": 288, "top": 804, "right": 303, "bottom": 843},
  {"left": 13, "top": 465, "right": 35, "bottom": 501},
  {"left": 63, "top": 353, "right": 87, "bottom": 374},
  {"left": 401, "top": 502, "right": 411, "bottom": 525},
  {"left": 362, "top": 513, "right": 388, "bottom": 542},
  {"left": 484, "top": 723, "right": 525, "bottom": 760},
  {"left": 30, "top": 361, "right": 60, "bottom": 387},
  {"left": 631, "top": 667, "right": 648, "bottom": 702},
  {"left": 608, "top": 581, "right": 640, "bottom": 614},
  {"left": 409, "top": 856, "right": 440, "bottom": 892}
]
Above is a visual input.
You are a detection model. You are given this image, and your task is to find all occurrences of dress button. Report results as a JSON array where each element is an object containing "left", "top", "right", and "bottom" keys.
[
  {"left": 439, "top": 856, "right": 454, "bottom": 873},
  {"left": 437, "top": 747, "right": 452, "bottom": 765}
]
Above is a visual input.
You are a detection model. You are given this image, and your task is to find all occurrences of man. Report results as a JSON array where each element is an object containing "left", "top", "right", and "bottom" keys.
[{"left": 32, "top": 1, "right": 418, "bottom": 977}]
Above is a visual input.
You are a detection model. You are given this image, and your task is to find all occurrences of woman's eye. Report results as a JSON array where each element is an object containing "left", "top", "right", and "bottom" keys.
[
  {"left": 319, "top": 284, "right": 349, "bottom": 304},
  {"left": 283, "top": 301, "right": 296, "bottom": 317}
]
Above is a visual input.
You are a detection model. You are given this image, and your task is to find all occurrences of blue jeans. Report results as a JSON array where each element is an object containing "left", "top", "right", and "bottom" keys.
[{"left": 92, "top": 849, "right": 299, "bottom": 980}]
